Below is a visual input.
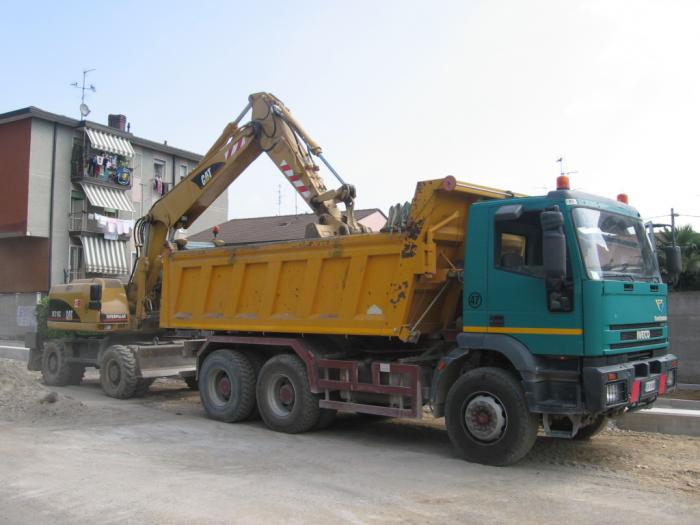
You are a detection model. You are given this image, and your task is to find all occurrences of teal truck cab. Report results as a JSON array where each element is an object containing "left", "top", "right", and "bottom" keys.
[{"left": 433, "top": 176, "right": 678, "bottom": 465}]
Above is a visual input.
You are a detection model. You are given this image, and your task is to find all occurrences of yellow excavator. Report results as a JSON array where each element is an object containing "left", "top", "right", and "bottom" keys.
[{"left": 29, "top": 92, "right": 367, "bottom": 398}]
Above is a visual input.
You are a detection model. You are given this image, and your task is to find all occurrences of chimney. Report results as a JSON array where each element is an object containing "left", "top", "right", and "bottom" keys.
[{"left": 108, "top": 114, "right": 127, "bottom": 131}]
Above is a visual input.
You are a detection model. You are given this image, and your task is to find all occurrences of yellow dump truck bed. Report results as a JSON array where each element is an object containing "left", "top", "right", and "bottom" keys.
[{"left": 161, "top": 178, "right": 516, "bottom": 342}]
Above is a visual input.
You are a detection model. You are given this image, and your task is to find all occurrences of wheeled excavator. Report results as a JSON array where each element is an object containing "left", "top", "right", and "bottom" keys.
[{"left": 28, "top": 92, "right": 368, "bottom": 398}]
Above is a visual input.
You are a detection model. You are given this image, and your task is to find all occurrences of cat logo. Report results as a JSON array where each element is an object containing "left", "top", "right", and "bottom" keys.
[
  {"left": 191, "top": 162, "right": 225, "bottom": 189},
  {"left": 655, "top": 299, "right": 664, "bottom": 312}
]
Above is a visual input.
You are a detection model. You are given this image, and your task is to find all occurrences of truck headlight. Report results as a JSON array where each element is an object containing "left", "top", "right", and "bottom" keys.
[
  {"left": 606, "top": 381, "right": 627, "bottom": 405},
  {"left": 666, "top": 369, "right": 676, "bottom": 388}
]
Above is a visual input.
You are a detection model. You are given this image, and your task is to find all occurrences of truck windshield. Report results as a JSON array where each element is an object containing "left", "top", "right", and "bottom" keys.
[{"left": 572, "top": 208, "right": 661, "bottom": 282}]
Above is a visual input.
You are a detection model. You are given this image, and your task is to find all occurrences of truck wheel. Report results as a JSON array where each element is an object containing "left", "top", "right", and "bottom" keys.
[
  {"left": 199, "top": 350, "right": 256, "bottom": 423},
  {"left": 256, "top": 354, "right": 321, "bottom": 434},
  {"left": 445, "top": 367, "right": 538, "bottom": 466},
  {"left": 41, "top": 341, "right": 80, "bottom": 386},
  {"left": 573, "top": 415, "right": 608, "bottom": 440},
  {"left": 100, "top": 345, "right": 138, "bottom": 399}
]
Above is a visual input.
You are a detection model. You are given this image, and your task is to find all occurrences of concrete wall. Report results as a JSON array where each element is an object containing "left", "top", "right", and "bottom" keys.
[
  {"left": 669, "top": 291, "right": 700, "bottom": 385},
  {"left": 0, "top": 292, "right": 41, "bottom": 340}
]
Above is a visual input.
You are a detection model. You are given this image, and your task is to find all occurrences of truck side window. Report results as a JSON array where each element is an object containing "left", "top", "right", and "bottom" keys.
[{"left": 495, "top": 211, "right": 544, "bottom": 277}]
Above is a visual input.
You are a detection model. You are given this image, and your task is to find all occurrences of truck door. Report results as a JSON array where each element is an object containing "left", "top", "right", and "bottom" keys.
[{"left": 480, "top": 204, "right": 583, "bottom": 356}]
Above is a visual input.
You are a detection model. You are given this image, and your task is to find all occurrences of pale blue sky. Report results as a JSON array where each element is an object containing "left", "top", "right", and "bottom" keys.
[{"left": 2, "top": 0, "right": 698, "bottom": 229}]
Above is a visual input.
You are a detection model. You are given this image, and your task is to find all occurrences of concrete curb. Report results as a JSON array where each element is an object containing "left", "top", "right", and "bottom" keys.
[
  {"left": 616, "top": 404, "right": 700, "bottom": 437},
  {"left": 0, "top": 346, "right": 29, "bottom": 362}
]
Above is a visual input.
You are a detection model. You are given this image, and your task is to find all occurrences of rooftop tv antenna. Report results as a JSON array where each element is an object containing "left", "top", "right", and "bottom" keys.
[
  {"left": 556, "top": 156, "right": 578, "bottom": 178},
  {"left": 70, "top": 68, "right": 96, "bottom": 120}
]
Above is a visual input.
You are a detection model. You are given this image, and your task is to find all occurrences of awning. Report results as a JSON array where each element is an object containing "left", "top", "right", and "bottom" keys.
[
  {"left": 85, "top": 128, "right": 135, "bottom": 158},
  {"left": 80, "top": 183, "right": 135, "bottom": 213},
  {"left": 81, "top": 236, "right": 130, "bottom": 275}
]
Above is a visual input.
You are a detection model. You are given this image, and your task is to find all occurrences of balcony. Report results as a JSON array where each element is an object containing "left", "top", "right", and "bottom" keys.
[
  {"left": 68, "top": 212, "right": 133, "bottom": 240},
  {"left": 71, "top": 140, "right": 133, "bottom": 190}
]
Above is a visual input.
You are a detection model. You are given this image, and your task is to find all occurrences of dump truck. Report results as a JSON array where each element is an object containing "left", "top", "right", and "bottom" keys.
[{"left": 34, "top": 93, "right": 678, "bottom": 465}]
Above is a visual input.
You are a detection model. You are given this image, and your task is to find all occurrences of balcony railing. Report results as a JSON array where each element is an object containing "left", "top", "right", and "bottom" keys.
[
  {"left": 68, "top": 212, "right": 133, "bottom": 240},
  {"left": 64, "top": 268, "right": 86, "bottom": 283}
]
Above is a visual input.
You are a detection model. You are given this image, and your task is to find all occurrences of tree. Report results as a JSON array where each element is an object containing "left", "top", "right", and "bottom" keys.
[{"left": 657, "top": 225, "right": 700, "bottom": 290}]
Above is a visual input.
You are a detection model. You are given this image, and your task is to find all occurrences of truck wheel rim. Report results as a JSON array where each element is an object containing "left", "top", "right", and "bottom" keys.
[
  {"left": 208, "top": 369, "right": 232, "bottom": 405},
  {"left": 266, "top": 373, "right": 295, "bottom": 417},
  {"left": 463, "top": 393, "right": 507, "bottom": 443},
  {"left": 107, "top": 360, "right": 121, "bottom": 384}
]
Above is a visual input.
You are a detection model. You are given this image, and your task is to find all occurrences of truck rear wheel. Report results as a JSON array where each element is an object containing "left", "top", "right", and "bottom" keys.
[
  {"left": 199, "top": 350, "right": 256, "bottom": 423},
  {"left": 256, "top": 354, "right": 321, "bottom": 434},
  {"left": 41, "top": 341, "right": 84, "bottom": 386},
  {"left": 100, "top": 345, "right": 139, "bottom": 399},
  {"left": 573, "top": 415, "right": 608, "bottom": 440},
  {"left": 445, "top": 367, "right": 538, "bottom": 466}
]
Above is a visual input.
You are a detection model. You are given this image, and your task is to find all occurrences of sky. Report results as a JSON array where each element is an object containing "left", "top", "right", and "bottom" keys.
[{"left": 1, "top": 0, "right": 699, "bottom": 231}]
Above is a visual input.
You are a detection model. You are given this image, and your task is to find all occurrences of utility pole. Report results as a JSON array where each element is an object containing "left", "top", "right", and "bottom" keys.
[{"left": 671, "top": 208, "right": 678, "bottom": 246}]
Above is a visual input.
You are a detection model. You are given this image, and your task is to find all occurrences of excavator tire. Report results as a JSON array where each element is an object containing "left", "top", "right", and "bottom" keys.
[
  {"left": 41, "top": 341, "right": 83, "bottom": 386},
  {"left": 99, "top": 345, "right": 139, "bottom": 399},
  {"left": 184, "top": 376, "right": 198, "bottom": 391},
  {"left": 199, "top": 349, "right": 256, "bottom": 423},
  {"left": 134, "top": 378, "right": 155, "bottom": 397}
]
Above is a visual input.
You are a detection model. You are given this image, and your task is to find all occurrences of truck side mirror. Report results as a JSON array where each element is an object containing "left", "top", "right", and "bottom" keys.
[
  {"left": 541, "top": 210, "right": 571, "bottom": 312},
  {"left": 541, "top": 210, "right": 566, "bottom": 281},
  {"left": 664, "top": 246, "right": 682, "bottom": 277}
]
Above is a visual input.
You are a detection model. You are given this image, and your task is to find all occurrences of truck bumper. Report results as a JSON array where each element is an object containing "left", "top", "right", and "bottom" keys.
[{"left": 582, "top": 353, "right": 679, "bottom": 414}]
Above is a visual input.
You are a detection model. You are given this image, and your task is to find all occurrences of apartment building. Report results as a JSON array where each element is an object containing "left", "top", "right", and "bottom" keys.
[{"left": 0, "top": 107, "right": 228, "bottom": 337}]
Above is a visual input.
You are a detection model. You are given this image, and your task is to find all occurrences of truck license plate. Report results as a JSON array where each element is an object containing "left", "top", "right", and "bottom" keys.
[{"left": 644, "top": 379, "right": 656, "bottom": 393}]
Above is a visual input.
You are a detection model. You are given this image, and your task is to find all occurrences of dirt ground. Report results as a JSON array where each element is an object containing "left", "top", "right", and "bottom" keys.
[{"left": 1, "top": 357, "right": 699, "bottom": 524}]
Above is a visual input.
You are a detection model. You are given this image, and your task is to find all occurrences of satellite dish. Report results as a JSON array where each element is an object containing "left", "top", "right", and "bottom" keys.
[{"left": 80, "top": 103, "right": 91, "bottom": 117}]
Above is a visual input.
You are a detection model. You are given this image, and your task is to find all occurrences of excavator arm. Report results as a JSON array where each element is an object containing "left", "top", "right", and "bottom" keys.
[{"left": 129, "top": 92, "right": 366, "bottom": 327}]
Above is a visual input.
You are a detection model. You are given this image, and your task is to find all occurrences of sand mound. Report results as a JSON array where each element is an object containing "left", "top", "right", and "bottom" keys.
[{"left": 0, "top": 358, "right": 87, "bottom": 423}]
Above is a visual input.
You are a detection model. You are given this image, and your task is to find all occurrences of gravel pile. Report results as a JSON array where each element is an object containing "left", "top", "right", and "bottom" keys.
[{"left": 0, "top": 358, "right": 87, "bottom": 423}]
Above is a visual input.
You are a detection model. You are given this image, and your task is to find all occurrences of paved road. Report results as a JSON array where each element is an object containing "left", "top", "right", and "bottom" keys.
[{"left": 1, "top": 381, "right": 698, "bottom": 524}]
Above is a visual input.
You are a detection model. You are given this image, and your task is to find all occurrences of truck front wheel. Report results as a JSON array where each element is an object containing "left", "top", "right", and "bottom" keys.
[
  {"left": 445, "top": 367, "right": 538, "bottom": 466},
  {"left": 199, "top": 350, "right": 256, "bottom": 422},
  {"left": 256, "top": 354, "right": 322, "bottom": 434}
]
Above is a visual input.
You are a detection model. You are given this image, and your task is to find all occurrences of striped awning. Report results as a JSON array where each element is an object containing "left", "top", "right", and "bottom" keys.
[
  {"left": 85, "top": 128, "right": 135, "bottom": 158},
  {"left": 81, "top": 236, "right": 130, "bottom": 275},
  {"left": 80, "top": 183, "right": 135, "bottom": 213}
]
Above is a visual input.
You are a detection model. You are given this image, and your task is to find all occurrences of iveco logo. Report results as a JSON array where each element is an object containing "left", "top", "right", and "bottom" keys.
[
  {"left": 637, "top": 330, "right": 651, "bottom": 340},
  {"left": 655, "top": 299, "right": 664, "bottom": 312}
]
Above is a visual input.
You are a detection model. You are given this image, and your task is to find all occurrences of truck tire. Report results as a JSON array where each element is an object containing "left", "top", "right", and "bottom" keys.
[
  {"left": 100, "top": 345, "right": 139, "bottom": 399},
  {"left": 445, "top": 367, "right": 538, "bottom": 466},
  {"left": 573, "top": 415, "right": 608, "bottom": 440},
  {"left": 41, "top": 341, "right": 83, "bottom": 386},
  {"left": 199, "top": 350, "right": 256, "bottom": 423},
  {"left": 256, "top": 354, "right": 321, "bottom": 434}
]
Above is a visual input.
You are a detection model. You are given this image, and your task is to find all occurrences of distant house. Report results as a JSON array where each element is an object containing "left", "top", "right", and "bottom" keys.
[{"left": 189, "top": 209, "right": 387, "bottom": 245}]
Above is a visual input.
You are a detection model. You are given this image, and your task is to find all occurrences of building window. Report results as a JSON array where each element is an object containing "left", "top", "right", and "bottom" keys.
[
  {"left": 154, "top": 159, "right": 165, "bottom": 181},
  {"left": 154, "top": 160, "right": 166, "bottom": 197},
  {"left": 180, "top": 164, "right": 188, "bottom": 181}
]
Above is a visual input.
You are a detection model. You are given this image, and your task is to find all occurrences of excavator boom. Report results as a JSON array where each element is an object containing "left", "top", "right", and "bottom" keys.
[{"left": 129, "top": 92, "right": 366, "bottom": 327}]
